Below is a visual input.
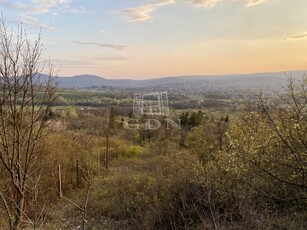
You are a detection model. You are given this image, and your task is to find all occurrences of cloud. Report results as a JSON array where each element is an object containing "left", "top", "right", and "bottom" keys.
[
  {"left": 59, "top": 4, "right": 86, "bottom": 14},
  {"left": 188, "top": 0, "right": 270, "bottom": 8},
  {"left": 50, "top": 59, "right": 93, "bottom": 66},
  {"left": 0, "top": 0, "right": 41, "bottom": 13},
  {"left": 189, "top": 0, "right": 223, "bottom": 8},
  {"left": 29, "top": 0, "right": 70, "bottom": 13},
  {"left": 0, "top": 0, "right": 26, "bottom": 10},
  {"left": 49, "top": 57, "right": 129, "bottom": 67},
  {"left": 73, "top": 41, "right": 130, "bottom": 51},
  {"left": 116, "top": 0, "right": 175, "bottom": 22},
  {"left": 31, "top": 0, "right": 71, "bottom": 7},
  {"left": 116, "top": 0, "right": 271, "bottom": 21},
  {"left": 95, "top": 56, "right": 130, "bottom": 61},
  {"left": 245, "top": 0, "right": 268, "bottom": 7},
  {"left": 287, "top": 32, "right": 307, "bottom": 40},
  {"left": 0, "top": 0, "right": 84, "bottom": 14},
  {"left": 11, "top": 15, "right": 56, "bottom": 30}
]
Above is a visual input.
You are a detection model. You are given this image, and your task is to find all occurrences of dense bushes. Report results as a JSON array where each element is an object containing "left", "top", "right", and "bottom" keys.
[{"left": 92, "top": 151, "right": 205, "bottom": 229}]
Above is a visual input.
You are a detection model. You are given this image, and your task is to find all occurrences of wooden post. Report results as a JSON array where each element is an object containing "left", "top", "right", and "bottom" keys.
[
  {"left": 58, "top": 164, "right": 63, "bottom": 198},
  {"left": 97, "top": 151, "right": 100, "bottom": 166},
  {"left": 104, "top": 148, "right": 107, "bottom": 168},
  {"left": 76, "top": 160, "right": 80, "bottom": 188}
]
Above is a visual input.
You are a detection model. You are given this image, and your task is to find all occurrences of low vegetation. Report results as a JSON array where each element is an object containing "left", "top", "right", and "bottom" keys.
[{"left": 0, "top": 17, "right": 306, "bottom": 230}]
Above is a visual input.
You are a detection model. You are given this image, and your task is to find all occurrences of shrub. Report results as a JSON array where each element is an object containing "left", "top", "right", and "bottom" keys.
[{"left": 91, "top": 151, "right": 203, "bottom": 229}]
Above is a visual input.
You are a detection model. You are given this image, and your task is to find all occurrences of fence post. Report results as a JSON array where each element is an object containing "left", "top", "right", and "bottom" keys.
[
  {"left": 97, "top": 151, "right": 100, "bottom": 166},
  {"left": 58, "top": 164, "right": 63, "bottom": 198},
  {"left": 104, "top": 148, "right": 107, "bottom": 168},
  {"left": 76, "top": 160, "right": 80, "bottom": 188}
]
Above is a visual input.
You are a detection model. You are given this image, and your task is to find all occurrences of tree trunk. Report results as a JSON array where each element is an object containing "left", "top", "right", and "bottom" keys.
[{"left": 12, "top": 193, "right": 25, "bottom": 230}]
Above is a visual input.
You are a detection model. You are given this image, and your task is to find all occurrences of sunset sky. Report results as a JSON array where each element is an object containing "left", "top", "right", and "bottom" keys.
[{"left": 1, "top": 0, "right": 307, "bottom": 79}]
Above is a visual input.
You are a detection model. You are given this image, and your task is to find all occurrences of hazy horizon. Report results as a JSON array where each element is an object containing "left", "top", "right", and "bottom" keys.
[
  {"left": 57, "top": 69, "right": 307, "bottom": 80},
  {"left": 2, "top": 0, "right": 307, "bottom": 79}
]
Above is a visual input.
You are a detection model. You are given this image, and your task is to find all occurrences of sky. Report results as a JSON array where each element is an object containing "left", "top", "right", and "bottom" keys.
[{"left": 1, "top": 0, "right": 307, "bottom": 79}]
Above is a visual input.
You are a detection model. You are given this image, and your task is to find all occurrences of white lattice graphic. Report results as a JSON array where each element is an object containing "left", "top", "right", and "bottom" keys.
[{"left": 133, "top": 91, "right": 169, "bottom": 116}]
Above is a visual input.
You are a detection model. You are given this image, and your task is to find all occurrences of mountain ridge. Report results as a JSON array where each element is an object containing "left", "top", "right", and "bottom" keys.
[
  {"left": 37, "top": 70, "right": 307, "bottom": 89},
  {"left": 33, "top": 70, "right": 307, "bottom": 89}
]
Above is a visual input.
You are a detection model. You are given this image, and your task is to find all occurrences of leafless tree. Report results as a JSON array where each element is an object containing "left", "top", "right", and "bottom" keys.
[{"left": 0, "top": 16, "right": 57, "bottom": 229}]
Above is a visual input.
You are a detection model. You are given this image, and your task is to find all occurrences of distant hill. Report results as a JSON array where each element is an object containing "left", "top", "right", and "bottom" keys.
[
  {"left": 56, "top": 75, "right": 136, "bottom": 88},
  {"left": 37, "top": 70, "right": 306, "bottom": 89}
]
